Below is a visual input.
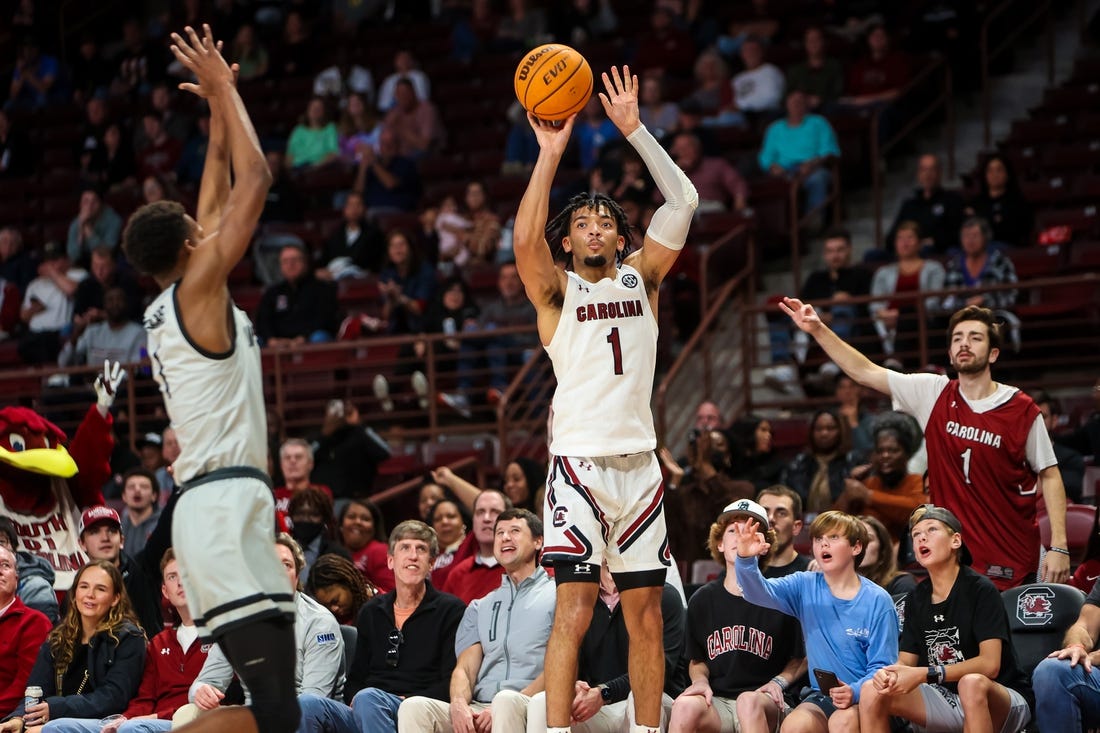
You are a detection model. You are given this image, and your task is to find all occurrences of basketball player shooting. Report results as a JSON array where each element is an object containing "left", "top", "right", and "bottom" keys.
[
  {"left": 121, "top": 26, "right": 299, "bottom": 733},
  {"left": 780, "top": 298, "right": 1069, "bottom": 590},
  {"left": 513, "top": 65, "right": 698, "bottom": 733}
]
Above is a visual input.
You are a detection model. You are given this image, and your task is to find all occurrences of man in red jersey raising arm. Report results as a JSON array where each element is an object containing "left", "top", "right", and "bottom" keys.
[{"left": 780, "top": 299, "right": 1068, "bottom": 589}]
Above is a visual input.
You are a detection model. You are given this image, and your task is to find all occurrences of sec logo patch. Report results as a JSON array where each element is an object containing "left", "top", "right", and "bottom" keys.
[{"left": 621, "top": 273, "right": 638, "bottom": 288}]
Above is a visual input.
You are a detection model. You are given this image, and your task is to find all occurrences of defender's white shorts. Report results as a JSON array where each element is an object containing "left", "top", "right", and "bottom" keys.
[
  {"left": 543, "top": 452, "right": 671, "bottom": 581},
  {"left": 172, "top": 472, "right": 294, "bottom": 640}
]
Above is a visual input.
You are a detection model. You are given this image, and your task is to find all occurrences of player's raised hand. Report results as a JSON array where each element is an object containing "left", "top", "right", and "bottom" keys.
[
  {"left": 528, "top": 112, "right": 577, "bottom": 158},
  {"left": 598, "top": 65, "right": 640, "bottom": 136},
  {"left": 734, "top": 519, "right": 771, "bottom": 559},
  {"left": 779, "top": 296, "right": 825, "bottom": 334},
  {"left": 170, "top": 24, "right": 235, "bottom": 97}
]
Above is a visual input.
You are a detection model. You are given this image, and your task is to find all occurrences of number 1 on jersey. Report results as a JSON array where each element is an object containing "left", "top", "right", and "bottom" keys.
[
  {"left": 960, "top": 447, "right": 972, "bottom": 484},
  {"left": 606, "top": 327, "right": 623, "bottom": 375}
]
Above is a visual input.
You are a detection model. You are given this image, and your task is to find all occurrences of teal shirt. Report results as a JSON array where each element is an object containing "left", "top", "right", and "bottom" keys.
[
  {"left": 758, "top": 114, "right": 840, "bottom": 171},
  {"left": 287, "top": 122, "right": 339, "bottom": 167}
]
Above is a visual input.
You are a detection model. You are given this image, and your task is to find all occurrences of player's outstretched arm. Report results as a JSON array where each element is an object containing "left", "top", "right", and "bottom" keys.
[
  {"left": 602, "top": 65, "right": 697, "bottom": 288},
  {"left": 780, "top": 296, "right": 892, "bottom": 395},
  {"left": 513, "top": 113, "right": 572, "bottom": 307},
  {"left": 170, "top": 25, "right": 271, "bottom": 288},
  {"left": 195, "top": 92, "right": 229, "bottom": 235}
]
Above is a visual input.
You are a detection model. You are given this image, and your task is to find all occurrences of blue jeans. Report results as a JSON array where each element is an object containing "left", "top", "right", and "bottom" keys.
[
  {"left": 298, "top": 689, "right": 403, "bottom": 733},
  {"left": 799, "top": 166, "right": 832, "bottom": 215},
  {"left": 1032, "top": 656, "right": 1100, "bottom": 733},
  {"left": 42, "top": 720, "right": 171, "bottom": 733},
  {"left": 351, "top": 688, "right": 403, "bottom": 733}
]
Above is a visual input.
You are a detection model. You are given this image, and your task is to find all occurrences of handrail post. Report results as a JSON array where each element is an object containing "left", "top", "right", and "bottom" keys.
[
  {"left": 1046, "top": 0, "right": 1055, "bottom": 85},
  {"left": 741, "top": 291, "right": 754, "bottom": 413},
  {"left": 871, "top": 112, "right": 882, "bottom": 247},
  {"left": 945, "top": 65, "right": 956, "bottom": 179},
  {"left": 981, "top": 12, "right": 992, "bottom": 148},
  {"left": 790, "top": 179, "right": 802, "bottom": 291}
]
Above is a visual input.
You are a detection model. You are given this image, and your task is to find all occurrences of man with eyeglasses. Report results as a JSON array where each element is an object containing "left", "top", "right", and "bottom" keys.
[
  {"left": 398, "top": 508, "right": 556, "bottom": 733},
  {"left": 296, "top": 520, "right": 466, "bottom": 733}
]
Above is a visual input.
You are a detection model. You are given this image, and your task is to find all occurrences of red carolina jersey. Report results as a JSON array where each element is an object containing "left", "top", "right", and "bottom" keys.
[{"left": 925, "top": 380, "right": 1042, "bottom": 590}]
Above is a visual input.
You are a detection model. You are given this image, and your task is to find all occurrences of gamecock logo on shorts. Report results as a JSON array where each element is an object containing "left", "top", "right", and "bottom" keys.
[
  {"left": 553, "top": 506, "right": 568, "bottom": 528},
  {"left": 1016, "top": 587, "right": 1055, "bottom": 626}
]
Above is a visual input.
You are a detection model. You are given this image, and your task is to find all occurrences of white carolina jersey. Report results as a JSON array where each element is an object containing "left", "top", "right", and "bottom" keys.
[
  {"left": 143, "top": 285, "right": 267, "bottom": 483},
  {"left": 546, "top": 264, "right": 658, "bottom": 456}
]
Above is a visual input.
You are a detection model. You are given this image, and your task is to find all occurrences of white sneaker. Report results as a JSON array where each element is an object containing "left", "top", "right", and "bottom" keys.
[
  {"left": 373, "top": 374, "right": 394, "bottom": 412},
  {"left": 411, "top": 371, "right": 429, "bottom": 410},
  {"left": 763, "top": 364, "right": 798, "bottom": 394}
]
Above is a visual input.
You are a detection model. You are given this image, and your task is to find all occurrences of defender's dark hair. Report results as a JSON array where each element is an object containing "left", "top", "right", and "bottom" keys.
[
  {"left": 545, "top": 192, "right": 635, "bottom": 269},
  {"left": 122, "top": 201, "right": 191, "bottom": 278}
]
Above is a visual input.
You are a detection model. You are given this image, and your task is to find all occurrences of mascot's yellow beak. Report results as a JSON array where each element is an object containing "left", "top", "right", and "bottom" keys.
[{"left": 0, "top": 444, "right": 78, "bottom": 478}]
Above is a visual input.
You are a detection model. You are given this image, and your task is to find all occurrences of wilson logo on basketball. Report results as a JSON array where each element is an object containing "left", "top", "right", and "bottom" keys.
[{"left": 515, "top": 45, "right": 557, "bottom": 83}]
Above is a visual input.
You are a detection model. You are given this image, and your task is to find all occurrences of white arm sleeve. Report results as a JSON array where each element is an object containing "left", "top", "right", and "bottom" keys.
[{"left": 626, "top": 124, "right": 698, "bottom": 250}]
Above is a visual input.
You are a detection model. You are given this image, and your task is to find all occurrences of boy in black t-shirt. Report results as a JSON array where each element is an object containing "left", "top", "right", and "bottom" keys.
[
  {"left": 670, "top": 499, "right": 805, "bottom": 733},
  {"left": 858, "top": 505, "right": 1031, "bottom": 733}
]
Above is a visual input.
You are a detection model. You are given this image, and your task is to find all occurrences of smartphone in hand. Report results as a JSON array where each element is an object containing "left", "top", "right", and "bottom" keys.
[{"left": 813, "top": 668, "right": 841, "bottom": 693}]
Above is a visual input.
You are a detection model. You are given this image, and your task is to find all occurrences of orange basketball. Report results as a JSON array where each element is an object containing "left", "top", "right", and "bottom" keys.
[{"left": 514, "top": 44, "right": 593, "bottom": 122}]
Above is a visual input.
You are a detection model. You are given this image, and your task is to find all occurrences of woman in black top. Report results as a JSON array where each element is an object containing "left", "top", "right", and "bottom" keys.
[
  {"left": 2, "top": 561, "right": 145, "bottom": 731},
  {"left": 967, "top": 153, "right": 1034, "bottom": 247}
]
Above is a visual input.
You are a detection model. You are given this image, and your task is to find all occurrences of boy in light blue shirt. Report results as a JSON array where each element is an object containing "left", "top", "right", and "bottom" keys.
[{"left": 735, "top": 510, "right": 898, "bottom": 733}]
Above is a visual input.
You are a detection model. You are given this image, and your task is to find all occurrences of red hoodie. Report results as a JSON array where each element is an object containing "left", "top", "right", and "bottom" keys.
[{"left": 123, "top": 626, "right": 211, "bottom": 719}]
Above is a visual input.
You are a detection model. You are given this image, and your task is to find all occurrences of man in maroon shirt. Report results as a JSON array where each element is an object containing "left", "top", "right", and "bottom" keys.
[{"left": 669, "top": 132, "right": 749, "bottom": 214}]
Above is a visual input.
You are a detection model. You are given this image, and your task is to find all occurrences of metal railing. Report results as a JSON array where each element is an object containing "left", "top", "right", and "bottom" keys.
[
  {"left": 870, "top": 59, "right": 955, "bottom": 248},
  {"left": 654, "top": 261, "right": 755, "bottom": 447}
]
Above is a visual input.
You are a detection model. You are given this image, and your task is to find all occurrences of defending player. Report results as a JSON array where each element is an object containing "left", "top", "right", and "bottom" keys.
[
  {"left": 120, "top": 26, "right": 295, "bottom": 733},
  {"left": 780, "top": 300, "right": 1069, "bottom": 589},
  {"left": 512, "top": 65, "right": 698, "bottom": 733}
]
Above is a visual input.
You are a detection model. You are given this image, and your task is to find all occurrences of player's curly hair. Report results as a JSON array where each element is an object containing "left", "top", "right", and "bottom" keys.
[
  {"left": 122, "top": 201, "right": 192, "bottom": 278},
  {"left": 305, "top": 554, "right": 372, "bottom": 622},
  {"left": 545, "top": 192, "right": 635, "bottom": 269}
]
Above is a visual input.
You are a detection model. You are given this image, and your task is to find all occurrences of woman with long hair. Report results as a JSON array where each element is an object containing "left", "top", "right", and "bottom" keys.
[
  {"left": 305, "top": 554, "right": 373, "bottom": 625},
  {"left": 780, "top": 409, "right": 859, "bottom": 514},
  {"left": 338, "top": 498, "right": 393, "bottom": 593},
  {"left": 728, "top": 414, "right": 784, "bottom": 490},
  {"left": 966, "top": 153, "right": 1034, "bottom": 248},
  {"left": 1, "top": 561, "right": 145, "bottom": 732},
  {"left": 858, "top": 515, "right": 916, "bottom": 597},
  {"left": 377, "top": 230, "right": 436, "bottom": 335},
  {"left": 286, "top": 96, "right": 339, "bottom": 169}
]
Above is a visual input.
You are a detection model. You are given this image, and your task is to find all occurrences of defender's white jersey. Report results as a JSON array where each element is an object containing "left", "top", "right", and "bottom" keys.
[
  {"left": 143, "top": 285, "right": 267, "bottom": 483},
  {"left": 546, "top": 264, "right": 658, "bottom": 456}
]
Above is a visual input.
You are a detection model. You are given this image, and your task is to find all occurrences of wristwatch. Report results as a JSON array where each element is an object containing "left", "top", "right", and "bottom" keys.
[
  {"left": 598, "top": 684, "right": 612, "bottom": 704},
  {"left": 926, "top": 665, "right": 938, "bottom": 684}
]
